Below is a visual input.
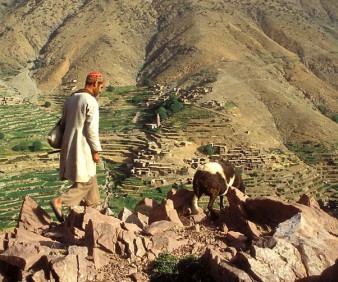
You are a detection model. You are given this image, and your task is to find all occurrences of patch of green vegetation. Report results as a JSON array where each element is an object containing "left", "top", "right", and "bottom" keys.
[
  {"left": 332, "top": 113, "right": 338, "bottom": 123},
  {"left": 112, "top": 86, "right": 137, "bottom": 95},
  {"left": 0, "top": 166, "right": 107, "bottom": 230},
  {"left": 166, "top": 106, "right": 215, "bottom": 127},
  {"left": 0, "top": 103, "right": 57, "bottom": 157},
  {"left": 0, "top": 65, "right": 19, "bottom": 78},
  {"left": 150, "top": 253, "right": 213, "bottom": 282},
  {"left": 285, "top": 142, "right": 333, "bottom": 165},
  {"left": 199, "top": 144, "right": 215, "bottom": 156},
  {"left": 151, "top": 95, "right": 184, "bottom": 121},
  {"left": 224, "top": 101, "right": 237, "bottom": 110},
  {"left": 140, "top": 185, "right": 173, "bottom": 202}
]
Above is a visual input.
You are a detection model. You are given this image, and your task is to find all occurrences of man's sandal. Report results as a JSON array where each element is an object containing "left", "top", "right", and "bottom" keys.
[{"left": 50, "top": 199, "right": 64, "bottom": 223}]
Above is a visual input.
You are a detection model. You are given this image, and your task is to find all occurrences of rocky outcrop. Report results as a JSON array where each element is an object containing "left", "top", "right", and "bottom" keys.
[{"left": 0, "top": 191, "right": 337, "bottom": 281}]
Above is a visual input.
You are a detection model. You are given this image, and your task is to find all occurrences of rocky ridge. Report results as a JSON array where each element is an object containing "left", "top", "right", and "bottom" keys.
[{"left": 0, "top": 189, "right": 337, "bottom": 281}]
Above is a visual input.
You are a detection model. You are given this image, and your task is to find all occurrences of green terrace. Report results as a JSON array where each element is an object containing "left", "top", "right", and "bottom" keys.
[
  {"left": 0, "top": 103, "right": 59, "bottom": 157},
  {"left": 0, "top": 166, "right": 107, "bottom": 230}
]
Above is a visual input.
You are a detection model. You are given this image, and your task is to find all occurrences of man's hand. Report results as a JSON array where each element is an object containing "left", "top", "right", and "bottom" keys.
[{"left": 92, "top": 152, "right": 100, "bottom": 163}]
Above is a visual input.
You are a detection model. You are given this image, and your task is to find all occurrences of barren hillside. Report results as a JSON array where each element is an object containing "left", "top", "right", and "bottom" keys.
[{"left": 0, "top": 0, "right": 337, "bottom": 148}]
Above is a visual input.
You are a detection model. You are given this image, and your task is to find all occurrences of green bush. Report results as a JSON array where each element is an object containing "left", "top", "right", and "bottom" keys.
[
  {"left": 44, "top": 101, "right": 51, "bottom": 108},
  {"left": 157, "top": 106, "right": 168, "bottom": 120},
  {"left": 150, "top": 253, "right": 212, "bottom": 282},
  {"left": 131, "top": 95, "right": 143, "bottom": 104},
  {"left": 30, "top": 140, "right": 43, "bottom": 152},
  {"left": 106, "top": 85, "right": 114, "bottom": 92},
  {"left": 200, "top": 144, "right": 215, "bottom": 156},
  {"left": 12, "top": 142, "right": 29, "bottom": 151},
  {"left": 317, "top": 104, "right": 328, "bottom": 115},
  {"left": 144, "top": 77, "right": 153, "bottom": 87},
  {"left": 154, "top": 95, "right": 183, "bottom": 121},
  {"left": 332, "top": 114, "right": 338, "bottom": 123},
  {"left": 0, "top": 132, "right": 4, "bottom": 139}
]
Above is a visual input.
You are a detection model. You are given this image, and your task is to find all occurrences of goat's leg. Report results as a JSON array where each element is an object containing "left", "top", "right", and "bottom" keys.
[
  {"left": 191, "top": 188, "right": 203, "bottom": 215},
  {"left": 220, "top": 195, "right": 225, "bottom": 211},
  {"left": 191, "top": 194, "right": 199, "bottom": 215},
  {"left": 207, "top": 193, "right": 218, "bottom": 220}
]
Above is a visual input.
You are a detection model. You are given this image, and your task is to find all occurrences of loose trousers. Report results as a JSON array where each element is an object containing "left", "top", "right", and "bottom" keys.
[{"left": 60, "top": 176, "right": 100, "bottom": 207}]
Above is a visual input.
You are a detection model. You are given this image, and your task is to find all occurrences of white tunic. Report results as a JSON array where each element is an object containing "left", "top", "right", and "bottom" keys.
[{"left": 59, "top": 91, "right": 102, "bottom": 182}]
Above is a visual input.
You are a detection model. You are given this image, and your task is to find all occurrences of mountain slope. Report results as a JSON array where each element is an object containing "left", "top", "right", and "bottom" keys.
[{"left": 0, "top": 0, "right": 337, "bottom": 148}]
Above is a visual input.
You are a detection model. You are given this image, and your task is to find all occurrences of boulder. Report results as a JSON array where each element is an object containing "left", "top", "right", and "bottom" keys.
[
  {"left": 144, "top": 220, "right": 178, "bottom": 236},
  {"left": 297, "top": 194, "right": 321, "bottom": 209},
  {"left": 166, "top": 188, "right": 194, "bottom": 212},
  {"left": 0, "top": 243, "right": 50, "bottom": 270},
  {"left": 148, "top": 199, "right": 183, "bottom": 226},
  {"left": 202, "top": 247, "right": 252, "bottom": 282},
  {"left": 134, "top": 198, "right": 158, "bottom": 216},
  {"left": 17, "top": 196, "right": 53, "bottom": 234}
]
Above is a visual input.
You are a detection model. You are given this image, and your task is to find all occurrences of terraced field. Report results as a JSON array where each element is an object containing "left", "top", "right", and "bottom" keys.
[
  {"left": 0, "top": 85, "right": 337, "bottom": 230},
  {"left": 0, "top": 87, "right": 166, "bottom": 230},
  {"left": 0, "top": 103, "right": 59, "bottom": 157}
]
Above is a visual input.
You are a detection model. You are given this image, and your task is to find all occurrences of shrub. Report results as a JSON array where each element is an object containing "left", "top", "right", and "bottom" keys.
[
  {"left": 131, "top": 95, "right": 143, "bottom": 104},
  {"left": 317, "top": 104, "right": 328, "bottom": 115},
  {"left": 157, "top": 107, "right": 168, "bottom": 120},
  {"left": 0, "top": 132, "right": 4, "bottom": 139},
  {"left": 12, "top": 142, "right": 29, "bottom": 151},
  {"left": 44, "top": 101, "right": 51, "bottom": 108},
  {"left": 200, "top": 144, "right": 215, "bottom": 156},
  {"left": 332, "top": 114, "right": 338, "bottom": 123},
  {"left": 30, "top": 141, "right": 43, "bottom": 152},
  {"left": 150, "top": 253, "right": 212, "bottom": 282},
  {"left": 106, "top": 85, "right": 114, "bottom": 92},
  {"left": 144, "top": 77, "right": 153, "bottom": 87}
]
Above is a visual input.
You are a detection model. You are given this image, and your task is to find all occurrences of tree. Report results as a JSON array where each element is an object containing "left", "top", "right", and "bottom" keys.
[
  {"left": 200, "top": 144, "right": 215, "bottom": 156},
  {"left": 44, "top": 101, "right": 51, "bottom": 108},
  {"left": 157, "top": 107, "right": 168, "bottom": 120}
]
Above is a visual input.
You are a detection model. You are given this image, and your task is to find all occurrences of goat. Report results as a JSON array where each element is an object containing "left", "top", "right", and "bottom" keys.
[{"left": 191, "top": 162, "right": 245, "bottom": 219}]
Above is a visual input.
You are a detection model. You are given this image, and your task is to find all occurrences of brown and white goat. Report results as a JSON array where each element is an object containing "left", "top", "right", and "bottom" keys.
[{"left": 191, "top": 162, "right": 245, "bottom": 218}]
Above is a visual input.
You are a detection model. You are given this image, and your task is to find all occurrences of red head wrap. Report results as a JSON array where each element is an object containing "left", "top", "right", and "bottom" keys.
[{"left": 86, "top": 71, "right": 104, "bottom": 84}]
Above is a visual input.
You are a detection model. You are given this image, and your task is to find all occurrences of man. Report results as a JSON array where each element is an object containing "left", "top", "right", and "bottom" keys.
[{"left": 50, "top": 71, "right": 105, "bottom": 222}]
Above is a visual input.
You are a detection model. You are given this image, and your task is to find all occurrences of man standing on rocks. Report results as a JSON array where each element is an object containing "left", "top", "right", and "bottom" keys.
[{"left": 50, "top": 71, "right": 105, "bottom": 222}]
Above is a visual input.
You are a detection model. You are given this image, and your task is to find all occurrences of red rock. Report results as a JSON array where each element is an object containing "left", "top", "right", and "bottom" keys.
[
  {"left": 134, "top": 198, "right": 158, "bottom": 216},
  {"left": 118, "top": 207, "right": 133, "bottom": 222},
  {"left": 144, "top": 220, "right": 178, "bottom": 236},
  {"left": 0, "top": 243, "right": 49, "bottom": 270},
  {"left": 244, "top": 197, "right": 301, "bottom": 226},
  {"left": 92, "top": 247, "right": 111, "bottom": 269},
  {"left": 119, "top": 229, "right": 138, "bottom": 258},
  {"left": 190, "top": 207, "right": 207, "bottom": 223},
  {"left": 31, "top": 269, "right": 46, "bottom": 282},
  {"left": 87, "top": 221, "right": 121, "bottom": 253},
  {"left": 148, "top": 199, "right": 183, "bottom": 226},
  {"left": 202, "top": 247, "right": 252, "bottom": 281},
  {"left": 167, "top": 188, "right": 194, "bottom": 211},
  {"left": 121, "top": 222, "right": 142, "bottom": 233},
  {"left": 226, "top": 231, "right": 247, "bottom": 242},
  {"left": 124, "top": 212, "right": 149, "bottom": 229},
  {"left": 50, "top": 255, "right": 78, "bottom": 282},
  {"left": 297, "top": 194, "right": 321, "bottom": 209},
  {"left": 17, "top": 196, "right": 53, "bottom": 234},
  {"left": 135, "top": 237, "right": 146, "bottom": 257}
]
